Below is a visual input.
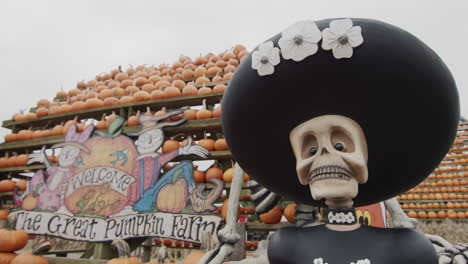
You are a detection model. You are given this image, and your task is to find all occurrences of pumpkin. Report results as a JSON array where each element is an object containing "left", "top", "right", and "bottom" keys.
[
  {"left": 4, "top": 134, "right": 17, "bottom": 142},
  {"left": 0, "top": 252, "right": 17, "bottom": 263},
  {"left": 260, "top": 206, "right": 284, "bottom": 224},
  {"left": 0, "top": 209, "right": 9, "bottom": 220},
  {"left": 127, "top": 111, "right": 141, "bottom": 127},
  {"left": 11, "top": 252, "right": 48, "bottom": 264},
  {"left": 205, "top": 167, "right": 223, "bottom": 182},
  {"left": 115, "top": 72, "right": 130, "bottom": 82},
  {"left": 284, "top": 203, "right": 297, "bottom": 224},
  {"left": 193, "top": 169, "right": 205, "bottom": 183},
  {"left": 125, "top": 86, "right": 140, "bottom": 95},
  {"left": 213, "top": 84, "right": 227, "bottom": 93},
  {"left": 224, "top": 65, "right": 236, "bottom": 73},
  {"left": 164, "top": 87, "right": 181, "bottom": 98},
  {"left": 196, "top": 100, "right": 212, "bottom": 119},
  {"left": 183, "top": 109, "right": 197, "bottom": 120},
  {"left": 155, "top": 80, "right": 171, "bottom": 90},
  {"left": 195, "top": 76, "right": 211, "bottom": 85},
  {"left": 183, "top": 251, "right": 205, "bottom": 264},
  {"left": 162, "top": 140, "right": 180, "bottom": 153},
  {"left": 207, "top": 66, "right": 222, "bottom": 76},
  {"left": 16, "top": 130, "right": 33, "bottom": 141},
  {"left": 35, "top": 108, "right": 49, "bottom": 117},
  {"left": 222, "top": 168, "right": 234, "bottom": 182},
  {"left": 14, "top": 155, "right": 28, "bottom": 167},
  {"left": 15, "top": 180, "right": 27, "bottom": 191},
  {"left": 156, "top": 177, "right": 188, "bottom": 213},
  {"left": 197, "top": 86, "right": 213, "bottom": 95},
  {"left": 181, "top": 69, "right": 194, "bottom": 80},
  {"left": 133, "top": 91, "right": 151, "bottom": 102},
  {"left": 214, "top": 139, "right": 228, "bottom": 151},
  {"left": 182, "top": 84, "right": 198, "bottom": 96},
  {"left": 107, "top": 240, "right": 141, "bottom": 264},
  {"left": 198, "top": 139, "right": 215, "bottom": 151},
  {"left": 0, "top": 180, "right": 16, "bottom": 192},
  {"left": 0, "top": 229, "right": 28, "bottom": 252},
  {"left": 119, "top": 96, "right": 136, "bottom": 105},
  {"left": 22, "top": 194, "right": 38, "bottom": 211}
]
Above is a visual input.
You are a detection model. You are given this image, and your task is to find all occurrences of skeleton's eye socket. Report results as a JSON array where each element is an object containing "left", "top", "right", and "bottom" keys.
[
  {"left": 334, "top": 142, "right": 345, "bottom": 151},
  {"left": 309, "top": 147, "right": 318, "bottom": 155}
]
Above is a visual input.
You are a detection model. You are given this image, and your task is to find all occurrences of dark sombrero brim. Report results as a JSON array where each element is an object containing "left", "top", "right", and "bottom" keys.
[
  {"left": 222, "top": 18, "right": 459, "bottom": 207},
  {"left": 52, "top": 142, "right": 90, "bottom": 153}
]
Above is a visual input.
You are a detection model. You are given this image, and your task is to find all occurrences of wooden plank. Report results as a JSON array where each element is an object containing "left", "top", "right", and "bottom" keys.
[
  {"left": 0, "top": 150, "right": 232, "bottom": 175},
  {"left": 46, "top": 257, "right": 108, "bottom": 264},
  {"left": 0, "top": 118, "right": 223, "bottom": 154},
  {"left": 245, "top": 223, "right": 292, "bottom": 231},
  {"left": 226, "top": 222, "right": 246, "bottom": 261},
  {"left": 2, "top": 92, "right": 224, "bottom": 130}
]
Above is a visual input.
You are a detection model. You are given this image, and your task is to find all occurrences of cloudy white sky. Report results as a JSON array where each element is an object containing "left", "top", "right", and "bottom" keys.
[{"left": 0, "top": 0, "right": 467, "bottom": 141}]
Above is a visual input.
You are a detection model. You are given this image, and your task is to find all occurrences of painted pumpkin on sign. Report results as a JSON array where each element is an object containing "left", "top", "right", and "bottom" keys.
[{"left": 156, "top": 177, "right": 188, "bottom": 213}]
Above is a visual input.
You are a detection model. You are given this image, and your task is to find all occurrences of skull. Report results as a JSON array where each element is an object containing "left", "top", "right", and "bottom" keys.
[{"left": 289, "top": 115, "right": 368, "bottom": 201}]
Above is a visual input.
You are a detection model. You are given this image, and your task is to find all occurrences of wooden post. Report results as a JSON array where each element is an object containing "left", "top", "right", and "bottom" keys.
[
  {"left": 93, "top": 242, "right": 117, "bottom": 260},
  {"left": 141, "top": 238, "right": 152, "bottom": 263},
  {"left": 226, "top": 222, "right": 246, "bottom": 261}
]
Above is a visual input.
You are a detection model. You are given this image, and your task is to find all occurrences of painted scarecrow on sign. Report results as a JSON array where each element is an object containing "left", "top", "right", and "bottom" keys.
[{"left": 127, "top": 111, "right": 209, "bottom": 212}]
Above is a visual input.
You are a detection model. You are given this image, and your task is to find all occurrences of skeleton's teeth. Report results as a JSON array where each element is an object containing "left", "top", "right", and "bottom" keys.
[{"left": 309, "top": 166, "right": 352, "bottom": 183}]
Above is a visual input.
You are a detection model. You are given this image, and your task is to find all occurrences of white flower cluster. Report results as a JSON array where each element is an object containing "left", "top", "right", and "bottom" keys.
[
  {"left": 251, "top": 18, "right": 363, "bottom": 76},
  {"left": 314, "top": 257, "right": 371, "bottom": 264},
  {"left": 351, "top": 259, "right": 371, "bottom": 264},
  {"left": 328, "top": 211, "right": 355, "bottom": 224},
  {"left": 313, "top": 258, "right": 328, "bottom": 264}
]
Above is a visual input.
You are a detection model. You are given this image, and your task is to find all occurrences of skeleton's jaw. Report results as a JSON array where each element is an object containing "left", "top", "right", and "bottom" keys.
[{"left": 309, "top": 176, "right": 358, "bottom": 208}]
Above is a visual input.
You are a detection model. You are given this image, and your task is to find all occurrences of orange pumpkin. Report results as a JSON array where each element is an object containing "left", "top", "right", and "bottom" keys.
[
  {"left": 214, "top": 139, "right": 229, "bottom": 151},
  {"left": 11, "top": 252, "right": 48, "bottom": 264},
  {"left": 0, "top": 229, "right": 29, "bottom": 252},
  {"left": 22, "top": 194, "right": 38, "bottom": 211},
  {"left": 193, "top": 169, "right": 205, "bottom": 183},
  {"left": 198, "top": 139, "right": 215, "bottom": 151},
  {"left": 260, "top": 206, "right": 284, "bottom": 224},
  {"left": 0, "top": 180, "right": 16, "bottom": 192},
  {"left": 183, "top": 251, "right": 205, "bottom": 264},
  {"left": 156, "top": 177, "right": 188, "bottom": 213},
  {"left": 15, "top": 180, "right": 27, "bottom": 191},
  {"left": 0, "top": 209, "right": 9, "bottom": 220},
  {"left": 222, "top": 168, "right": 234, "bottom": 182},
  {"left": 205, "top": 168, "right": 223, "bottom": 182},
  {"left": 284, "top": 203, "right": 297, "bottom": 224},
  {"left": 0, "top": 252, "right": 17, "bottom": 263},
  {"left": 162, "top": 140, "right": 180, "bottom": 153}
]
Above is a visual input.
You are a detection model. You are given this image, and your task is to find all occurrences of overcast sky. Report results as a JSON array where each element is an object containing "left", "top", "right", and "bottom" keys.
[{"left": 0, "top": 0, "right": 467, "bottom": 142}]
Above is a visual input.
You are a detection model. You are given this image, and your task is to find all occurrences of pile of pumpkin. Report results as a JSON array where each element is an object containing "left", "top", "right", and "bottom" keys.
[
  {"left": 10, "top": 45, "right": 248, "bottom": 122},
  {"left": 0, "top": 154, "right": 57, "bottom": 168},
  {"left": 0, "top": 215, "right": 48, "bottom": 264},
  {"left": 407, "top": 210, "right": 467, "bottom": 219},
  {"left": 4, "top": 100, "right": 221, "bottom": 143},
  {"left": 0, "top": 179, "right": 27, "bottom": 193}
]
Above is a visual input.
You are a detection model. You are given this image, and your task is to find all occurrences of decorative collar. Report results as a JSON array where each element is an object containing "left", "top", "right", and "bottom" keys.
[{"left": 325, "top": 208, "right": 357, "bottom": 225}]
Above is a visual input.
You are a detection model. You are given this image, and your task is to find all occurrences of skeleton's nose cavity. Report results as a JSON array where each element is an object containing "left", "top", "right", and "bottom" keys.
[{"left": 320, "top": 147, "right": 329, "bottom": 155}]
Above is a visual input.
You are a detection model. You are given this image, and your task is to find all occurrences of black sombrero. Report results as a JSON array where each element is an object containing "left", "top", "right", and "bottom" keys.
[{"left": 221, "top": 18, "right": 459, "bottom": 206}]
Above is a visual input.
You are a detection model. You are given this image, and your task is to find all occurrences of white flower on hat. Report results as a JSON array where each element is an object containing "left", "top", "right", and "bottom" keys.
[
  {"left": 321, "top": 18, "right": 364, "bottom": 59},
  {"left": 351, "top": 259, "right": 371, "bottom": 264},
  {"left": 251, "top": 41, "right": 281, "bottom": 76},
  {"left": 278, "top": 20, "right": 322, "bottom": 61},
  {"left": 313, "top": 258, "right": 328, "bottom": 264}
]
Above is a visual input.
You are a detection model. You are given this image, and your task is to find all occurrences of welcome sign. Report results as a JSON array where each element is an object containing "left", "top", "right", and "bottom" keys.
[{"left": 13, "top": 115, "right": 224, "bottom": 243}]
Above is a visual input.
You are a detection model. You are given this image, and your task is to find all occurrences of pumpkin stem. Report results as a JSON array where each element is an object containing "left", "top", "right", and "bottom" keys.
[
  {"left": 111, "top": 239, "right": 131, "bottom": 258},
  {"left": 201, "top": 99, "right": 207, "bottom": 111}
]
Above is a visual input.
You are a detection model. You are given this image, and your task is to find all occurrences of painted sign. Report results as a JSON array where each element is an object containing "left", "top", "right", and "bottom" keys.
[
  {"left": 355, "top": 202, "right": 387, "bottom": 228},
  {"left": 13, "top": 114, "right": 224, "bottom": 243}
]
